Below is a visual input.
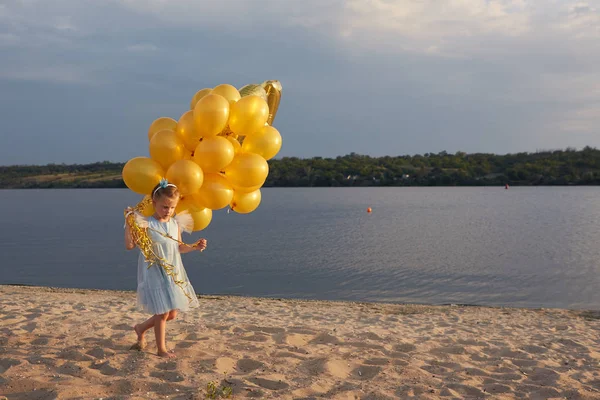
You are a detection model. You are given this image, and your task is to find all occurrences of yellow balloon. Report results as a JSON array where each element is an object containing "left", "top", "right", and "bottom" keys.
[
  {"left": 190, "top": 207, "right": 212, "bottom": 231},
  {"left": 148, "top": 117, "right": 177, "bottom": 141},
  {"left": 190, "top": 88, "right": 212, "bottom": 110},
  {"left": 241, "top": 125, "right": 282, "bottom": 160},
  {"left": 227, "top": 136, "right": 241, "bottom": 153},
  {"left": 230, "top": 189, "right": 261, "bottom": 214},
  {"left": 166, "top": 159, "right": 204, "bottom": 196},
  {"left": 176, "top": 110, "right": 201, "bottom": 152},
  {"left": 149, "top": 129, "right": 186, "bottom": 170},
  {"left": 232, "top": 182, "right": 262, "bottom": 193},
  {"left": 176, "top": 196, "right": 204, "bottom": 214},
  {"left": 193, "top": 94, "right": 230, "bottom": 138},
  {"left": 211, "top": 84, "right": 241, "bottom": 106},
  {"left": 140, "top": 195, "right": 155, "bottom": 217},
  {"left": 228, "top": 95, "right": 269, "bottom": 137},
  {"left": 122, "top": 157, "right": 164, "bottom": 195},
  {"left": 224, "top": 152, "right": 269, "bottom": 188},
  {"left": 193, "top": 173, "right": 233, "bottom": 210},
  {"left": 183, "top": 151, "right": 194, "bottom": 161},
  {"left": 193, "top": 136, "right": 235, "bottom": 173}
]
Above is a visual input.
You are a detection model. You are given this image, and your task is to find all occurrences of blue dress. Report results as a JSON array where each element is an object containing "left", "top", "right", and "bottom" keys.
[{"left": 136, "top": 216, "right": 200, "bottom": 315}]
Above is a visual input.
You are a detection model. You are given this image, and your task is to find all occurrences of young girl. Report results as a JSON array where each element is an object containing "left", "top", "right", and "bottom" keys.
[{"left": 124, "top": 180, "right": 206, "bottom": 358}]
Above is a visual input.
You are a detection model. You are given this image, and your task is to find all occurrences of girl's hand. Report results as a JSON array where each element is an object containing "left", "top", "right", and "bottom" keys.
[{"left": 194, "top": 238, "right": 207, "bottom": 252}]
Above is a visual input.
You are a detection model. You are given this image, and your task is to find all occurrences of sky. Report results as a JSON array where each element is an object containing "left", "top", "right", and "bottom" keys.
[{"left": 0, "top": 0, "right": 599, "bottom": 165}]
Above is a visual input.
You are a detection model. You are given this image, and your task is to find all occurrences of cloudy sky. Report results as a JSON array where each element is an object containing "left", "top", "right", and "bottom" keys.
[{"left": 1, "top": 0, "right": 599, "bottom": 165}]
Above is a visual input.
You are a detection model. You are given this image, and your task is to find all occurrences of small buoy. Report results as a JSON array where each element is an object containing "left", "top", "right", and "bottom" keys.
[{"left": 367, "top": 207, "right": 372, "bottom": 213}]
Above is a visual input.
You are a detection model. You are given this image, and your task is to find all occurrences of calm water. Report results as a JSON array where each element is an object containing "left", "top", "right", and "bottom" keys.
[{"left": 1, "top": 187, "right": 599, "bottom": 309}]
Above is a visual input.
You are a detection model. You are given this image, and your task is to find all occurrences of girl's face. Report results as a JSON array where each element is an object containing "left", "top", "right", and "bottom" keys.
[{"left": 153, "top": 196, "right": 178, "bottom": 220}]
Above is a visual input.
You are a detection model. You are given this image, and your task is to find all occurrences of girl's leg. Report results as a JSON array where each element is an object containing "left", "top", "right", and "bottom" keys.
[
  {"left": 131, "top": 315, "right": 155, "bottom": 350},
  {"left": 154, "top": 312, "right": 174, "bottom": 358},
  {"left": 167, "top": 310, "right": 178, "bottom": 321}
]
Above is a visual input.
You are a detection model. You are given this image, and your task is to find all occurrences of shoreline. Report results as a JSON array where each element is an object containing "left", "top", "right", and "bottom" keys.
[
  {"left": 1, "top": 285, "right": 600, "bottom": 399},
  {"left": 3, "top": 283, "right": 599, "bottom": 313}
]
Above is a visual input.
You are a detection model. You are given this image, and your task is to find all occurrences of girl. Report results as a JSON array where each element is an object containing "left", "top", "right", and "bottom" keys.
[{"left": 124, "top": 180, "right": 206, "bottom": 358}]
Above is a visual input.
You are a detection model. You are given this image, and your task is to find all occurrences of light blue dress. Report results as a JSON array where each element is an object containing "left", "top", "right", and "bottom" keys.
[{"left": 136, "top": 216, "right": 200, "bottom": 315}]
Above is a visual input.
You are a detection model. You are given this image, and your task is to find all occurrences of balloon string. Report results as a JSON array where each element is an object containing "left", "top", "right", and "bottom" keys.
[{"left": 124, "top": 200, "right": 194, "bottom": 301}]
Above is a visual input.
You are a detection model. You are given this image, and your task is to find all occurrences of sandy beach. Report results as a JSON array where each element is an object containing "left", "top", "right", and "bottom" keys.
[{"left": 1, "top": 285, "right": 599, "bottom": 399}]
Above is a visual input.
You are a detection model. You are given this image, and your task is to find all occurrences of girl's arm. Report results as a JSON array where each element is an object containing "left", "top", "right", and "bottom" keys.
[
  {"left": 178, "top": 229, "right": 207, "bottom": 253},
  {"left": 124, "top": 222, "right": 136, "bottom": 250}
]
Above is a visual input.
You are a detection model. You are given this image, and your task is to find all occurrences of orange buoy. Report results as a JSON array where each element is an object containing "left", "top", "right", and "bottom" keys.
[{"left": 367, "top": 207, "right": 372, "bottom": 213}]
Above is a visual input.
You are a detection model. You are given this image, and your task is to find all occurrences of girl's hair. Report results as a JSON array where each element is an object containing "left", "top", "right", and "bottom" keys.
[{"left": 151, "top": 183, "right": 179, "bottom": 200}]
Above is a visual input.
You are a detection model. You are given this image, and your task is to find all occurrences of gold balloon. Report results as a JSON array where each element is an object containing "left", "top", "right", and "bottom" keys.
[
  {"left": 148, "top": 117, "right": 177, "bottom": 141},
  {"left": 263, "top": 80, "right": 282, "bottom": 126},
  {"left": 232, "top": 182, "right": 262, "bottom": 193},
  {"left": 193, "top": 173, "right": 234, "bottom": 210},
  {"left": 176, "top": 196, "right": 204, "bottom": 214},
  {"left": 166, "top": 159, "right": 204, "bottom": 196},
  {"left": 224, "top": 152, "right": 269, "bottom": 188},
  {"left": 122, "top": 157, "right": 164, "bottom": 195},
  {"left": 149, "top": 129, "right": 186, "bottom": 170},
  {"left": 190, "top": 208, "right": 212, "bottom": 231},
  {"left": 227, "top": 136, "right": 241, "bottom": 153},
  {"left": 193, "top": 136, "right": 235, "bottom": 173},
  {"left": 211, "top": 84, "right": 241, "bottom": 106},
  {"left": 190, "top": 88, "right": 212, "bottom": 110},
  {"left": 239, "top": 84, "right": 267, "bottom": 101},
  {"left": 241, "top": 125, "right": 282, "bottom": 160},
  {"left": 176, "top": 110, "right": 201, "bottom": 152},
  {"left": 228, "top": 95, "right": 269, "bottom": 137},
  {"left": 140, "top": 195, "right": 155, "bottom": 217},
  {"left": 230, "top": 189, "right": 262, "bottom": 214},
  {"left": 193, "top": 94, "right": 230, "bottom": 138}
]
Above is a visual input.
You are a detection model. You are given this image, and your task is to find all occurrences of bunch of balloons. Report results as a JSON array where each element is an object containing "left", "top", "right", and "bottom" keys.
[{"left": 122, "top": 81, "right": 283, "bottom": 231}]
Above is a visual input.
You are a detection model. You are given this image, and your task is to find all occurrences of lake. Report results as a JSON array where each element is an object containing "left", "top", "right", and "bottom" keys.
[{"left": 1, "top": 187, "right": 599, "bottom": 309}]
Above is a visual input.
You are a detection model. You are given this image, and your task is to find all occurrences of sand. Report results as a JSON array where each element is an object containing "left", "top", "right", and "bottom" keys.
[{"left": 1, "top": 285, "right": 599, "bottom": 399}]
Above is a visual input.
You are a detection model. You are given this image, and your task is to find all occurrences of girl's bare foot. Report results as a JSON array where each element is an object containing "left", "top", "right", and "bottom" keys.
[
  {"left": 130, "top": 324, "right": 147, "bottom": 351},
  {"left": 158, "top": 350, "right": 176, "bottom": 358}
]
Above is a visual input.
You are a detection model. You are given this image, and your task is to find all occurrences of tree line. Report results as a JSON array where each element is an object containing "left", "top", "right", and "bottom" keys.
[{"left": 1, "top": 147, "right": 599, "bottom": 189}]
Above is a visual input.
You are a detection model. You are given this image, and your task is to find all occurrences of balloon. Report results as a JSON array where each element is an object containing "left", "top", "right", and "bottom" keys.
[
  {"left": 166, "top": 159, "right": 204, "bottom": 196},
  {"left": 122, "top": 157, "right": 164, "bottom": 195},
  {"left": 211, "top": 84, "right": 241, "bottom": 106},
  {"left": 241, "top": 125, "right": 282, "bottom": 160},
  {"left": 239, "top": 84, "right": 267, "bottom": 101},
  {"left": 232, "top": 182, "right": 262, "bottom": 193},
  {"left": 149, "top": 129, "right": 186, "bottom": 170},
  {"left": 227, "top": 136, "right": 241, "bottom": 153},
  {"left": 190, "top": 88, "right": 212, "bottom": 110},
  {"left": 193, "top": 136, "right": 235, "bottom": 173},
  {"left": 176, "top": 110, "right": 201, "bottom": 152},
  {"left": 224, "top": 152, "right": 269, "bottom": 188},
  {"left": 189, "top": 207, "right": 212, "bottom": 231},
  {"left": 176, "top": 196, "right": 204, "bottom": 214},
  {"left": 193, "top": 173, "right": 233, "bottom": 210},
  {"left": 193, "top": 94, "right": 230, "bottom": 138},
  {"left": 140, "top": 196, "right": 155, "bottom": 217},
  {"left": 228, "top": 95, "right": 269, "bottom": 137},
  {"left": 263, "top": 80, "right": 282, "bottom": 126},
  {"left": 148, "top": 117, "right": 177, "bottom": 141},
  {"left": 230, "top": 189, "right": 261, "bottom": 214}
]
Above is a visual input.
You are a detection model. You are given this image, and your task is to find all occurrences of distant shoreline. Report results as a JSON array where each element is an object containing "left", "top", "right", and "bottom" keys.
[{"left": 2, "top": 148, "right": 599, "bottom": 188}]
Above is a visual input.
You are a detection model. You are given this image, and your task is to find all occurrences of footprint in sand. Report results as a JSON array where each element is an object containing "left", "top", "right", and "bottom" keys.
[
  {"left": 237, "top": 358, "right": 264, "bottom": 373},
  {"left": 150, "top": 370, "right": 184, "bottom": 382},
  {"left": 248, "top": 376, "right": 289, "bottom": 390},
  {"left": 156, "top": 361, "right": 178, "bottom": 371},
  {"left": 0, "top": 358, "right": 21, "bottom": 373}
]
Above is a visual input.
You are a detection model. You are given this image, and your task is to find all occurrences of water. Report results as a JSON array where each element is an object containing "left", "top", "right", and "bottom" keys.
[{"left": 1, "top": 187, "right": 599, "bottom": 309}]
